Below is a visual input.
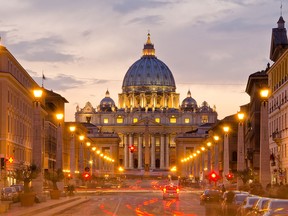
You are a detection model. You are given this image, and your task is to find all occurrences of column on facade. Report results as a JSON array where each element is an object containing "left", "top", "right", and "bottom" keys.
[
  {"left": 214, "top": 143, "right": 219, "bottom": 174},
  {"left": 129, "top": 133, "right": 134, "bottom": 169},
  {"left": 207, "top": 148, "right": 211, "bottom": 173},
  {"left": 124, "top": 134, "right": 129, "bottom": 169},
  {"left": 160, "top": 134, "right": 165, "bottom": 169},
  {"left": 79, "top": 142, "right": 84, "bottom": 173},
  {"left": 237, "top": 117, "right": 245, "bottom": 189},
  {"left": 56, "top": 121, "right": 63, "bottom": 170},
  {"left": 165, "top": 134, "right": 169, "bottom": 169},
  {"left": 151, "top": 134, "right": 156, "bottom": 169},
  {"left": 259, "top": 97, "right": 271, "bottom": 187},
  {"left": 70, "top": 134, "right": 75, "bottom": 174},
  {"left": 223, "top": 132, "right": 229, "bottom": 184},
  {"left": 138, "top": 134, "right": 143, "bottom": 169}
]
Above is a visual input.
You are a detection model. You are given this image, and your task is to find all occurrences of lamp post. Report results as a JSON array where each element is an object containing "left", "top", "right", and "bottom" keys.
[
  {"left": 69, "top": 126, "right": 76, "bottom": 179},
  {"left": 259, "top": 88, "right": 271, "bottom": 187},
  {"left": 237, "top": 112, "right": 245, "bottom": 189},
  {"left": 79, "top": 135, "right": 85, "bottom": 173},
  {"left": 213, "top": 135, "right": 219, "bottom": 175},
  {"left": 223, "top": 126, "right": 230, "bottom": 185},
  {"left": 32, "top": 88, "right": 44, "bottom": 194},
  {"left": 56, "top": 113, "right": 63, "bottom": 170},
  {"left": 206, "top": 142, "right": 212, "bottom": 173}
]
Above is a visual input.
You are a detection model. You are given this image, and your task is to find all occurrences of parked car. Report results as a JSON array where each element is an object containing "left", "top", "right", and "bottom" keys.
[
  {"left": 246, "top": 197, "right": 270, "bottom": 216},
  {"left": 222, "top": 190, "right": 249, "bottom": 201},
  {"left": 1, "top": 187, "right": 18, "bottom": 202},
  {"left": 237, "top": 196, "right": 260, "bottom": 216},
  {"left": 10, "top": 184, "right": 24, "bottom": 193},
  {"left": 200, "top": 189, "right": 222, "bottom": 205},
  {"left": 222, "top": 193, "right": 250, "bottom": 216},
  {"left": 260, "top": 198, "right": 288, "bottom": 216},
  {"left": 162, "top": 184, "right": 179, "bottom": 200}
]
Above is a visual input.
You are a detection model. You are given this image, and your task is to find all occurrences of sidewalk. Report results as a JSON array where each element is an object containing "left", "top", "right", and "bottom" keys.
[{"left": 2, "top": 195, "right": 89, "bottom": 216}]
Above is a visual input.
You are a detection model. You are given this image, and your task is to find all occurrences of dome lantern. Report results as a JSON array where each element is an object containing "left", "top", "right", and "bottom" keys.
[{"left": 142, "top": 33, "right": 155, "bottom": 57}]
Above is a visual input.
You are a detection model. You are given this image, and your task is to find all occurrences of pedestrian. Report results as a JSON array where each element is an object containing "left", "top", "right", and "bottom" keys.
[{"left": 221, "top": 184, "right": 226, "bottom": 193}]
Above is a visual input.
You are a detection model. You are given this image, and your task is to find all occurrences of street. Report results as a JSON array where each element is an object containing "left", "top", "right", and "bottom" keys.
[{"left": 54, "top": 191, "right": 205, "bottom": 216}]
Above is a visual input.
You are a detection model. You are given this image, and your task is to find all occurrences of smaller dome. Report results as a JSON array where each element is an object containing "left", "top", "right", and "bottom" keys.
[
  {"left": 199, "top": 101, "right": 213, "bottom": 113},
  {"left": 181, "top": 90, "right": 197, "bottom": 111},
  {"left": 99, "top": 90, "right": 116, "bottom": 112}
]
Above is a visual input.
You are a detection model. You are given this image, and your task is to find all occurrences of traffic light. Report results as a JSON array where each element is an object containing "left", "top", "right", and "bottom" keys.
[
  {"left": 226, "top": 173, "right": 234, "bottom": 181},
  {"left": 129, "top": 145, "right": 135, "bottom": 153},
  {"left": 208, "top": 171, "right": 219, "bottom": 182},
  {"left": 83, "top": 172, "right": 91, "bottom": 181}
]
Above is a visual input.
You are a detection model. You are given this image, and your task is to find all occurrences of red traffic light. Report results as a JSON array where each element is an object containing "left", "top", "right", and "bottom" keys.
[
  {"left": 226, "top": 173, "right": 234, "bottom": 180},
  {"left": 83, "top": 172, "right": 91, "bottom": 180},
  {"left": 209, "top": 171, "right": 219, "bottom": 182},
  {"left": 129, "top": 145, "right": 135, "bottom": 153}
]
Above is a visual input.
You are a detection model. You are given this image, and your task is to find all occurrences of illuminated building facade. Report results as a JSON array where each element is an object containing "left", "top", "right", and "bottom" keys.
[{"left": 75, "top": 34, "right": 218, "bottom": 176}]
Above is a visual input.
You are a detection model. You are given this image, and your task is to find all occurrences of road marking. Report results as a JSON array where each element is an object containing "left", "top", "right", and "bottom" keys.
[{"left": 112, "top": 197, "right": 122, "bottom": 216}]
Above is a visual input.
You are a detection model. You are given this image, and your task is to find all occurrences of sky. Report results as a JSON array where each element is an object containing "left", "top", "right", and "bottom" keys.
[{"left": 0, "top": 0, "right": 284, "bottom": 121}]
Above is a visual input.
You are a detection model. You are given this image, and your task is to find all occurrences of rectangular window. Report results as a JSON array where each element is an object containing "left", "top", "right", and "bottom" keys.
[
  {"left": 201, "top": 115, "right": 208, "bottom": 123},
  {"left": 104, "top": 118, "right": 109, "bottom": 124},
  {"left": 117, "top": 116, "right": 123, "bottom": 124},
  {"left": 170, "top": 116, "right": 176, "bottom": 124},
  {"left": 184, "top": 118, "right": 190, "bottom": 123},
  {"left": 155, "top": 118, "right": 160, "bottom": 123},
  {"left": 133, "top": 118, "right": 138, "bottom": 123}
]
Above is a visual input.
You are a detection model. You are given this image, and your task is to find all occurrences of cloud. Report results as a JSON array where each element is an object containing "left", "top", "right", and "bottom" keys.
[
  {"left": 8, "top": 35, "right": 76, "bottom": 62},
  {"left": 113, "top": 0, "right": 172, "bottom": 13},
  {"left": 32, "top": 74, "right": 85, "bottom": 91},
  {"left": 128, "top": 15, "right": 163, "bottom": 25}
]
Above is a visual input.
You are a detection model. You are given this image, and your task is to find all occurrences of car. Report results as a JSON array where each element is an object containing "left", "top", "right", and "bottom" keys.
[
  {"left": 261, "top": 198, "right": 288, "bottom": 216},
  {"left": 246, "top": 197, "right": 270, "bottom": 216},
  {"left": 162, "top": 184, "right": 179, "bottom": 200},
  {"left": 222, "top": 192, "right": 250, "bottom": 216},
  {"left": 237, "top": 196, "right": 260, "bottom": 216},
  {"left": 1, "top": 187, "right": 18, "bottom": 202},
  {"left": 200, "top": 189, "right": 222, "bottom": 205},
  {"left": 222, "top": 190, "right": 249, "bottom": 201}
]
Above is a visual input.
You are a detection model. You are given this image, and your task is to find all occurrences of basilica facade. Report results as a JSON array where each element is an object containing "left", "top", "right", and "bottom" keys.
[{"left": 75, "top": 34, "right": 218, "bottom": 176}]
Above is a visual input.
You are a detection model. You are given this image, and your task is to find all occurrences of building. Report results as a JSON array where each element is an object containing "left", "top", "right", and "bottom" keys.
[
  {"left": 267, "top": 15, "right": 288, "bottom": 184},
  {"left": 75, "top": 34, "right": 218, "bottom": 177},
  {"left": 245, "top": 70, "right": 268, "bottom": 172},
  {"left": 0, "top": 39, "right": 69, "bottom": 191}
]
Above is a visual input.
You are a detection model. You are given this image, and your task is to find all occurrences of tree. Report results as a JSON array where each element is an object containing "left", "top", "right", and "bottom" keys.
[
  {"left": 44, "top": 168, "right": 65, "bottom": 190},
  {"left": 13, "top": 162, "right": 40, "bottom": 193},
  {"left": 237, "top": 168, "right": 254, "bottom": 185}
]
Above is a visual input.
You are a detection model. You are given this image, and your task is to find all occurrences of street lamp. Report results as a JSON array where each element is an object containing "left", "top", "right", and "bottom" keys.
[
  {"left": 56, "top": 113, "right": 64, "bottom": 170},
  {"left": 259, "top": 88, "right": 271, "bottom": 187},
  {"left": 223, "top": 126, "right": 230, "bottom": 185},
  {"left": 237, "top": 112, "right": 245, "bottom": 189}
]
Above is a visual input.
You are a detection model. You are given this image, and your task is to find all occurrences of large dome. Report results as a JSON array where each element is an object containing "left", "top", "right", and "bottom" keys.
[{"left": 122, "top": 34, "right": 176, "bottom": 94}]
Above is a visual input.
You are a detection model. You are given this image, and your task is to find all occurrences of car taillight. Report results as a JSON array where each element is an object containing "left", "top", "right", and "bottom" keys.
[
  {"left": 163, "top": 188, "right": 166, "bottom": 193},
  {"left": 176, "top": 188, "right": 179, "bottom": 193}
]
